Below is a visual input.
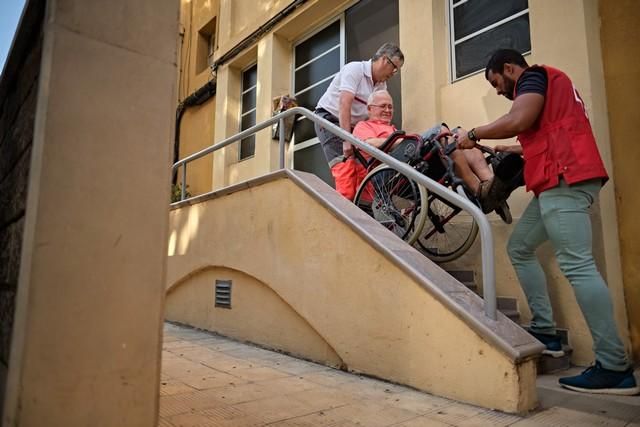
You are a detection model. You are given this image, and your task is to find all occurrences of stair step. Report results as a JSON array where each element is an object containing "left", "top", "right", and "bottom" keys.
[
  {"left": 537, "top": 345, "right": 573, "bottom": 374},
  {"left": 499, "top": 308, "right": 520, "bottom": 322},
  {"left": 496, "top": 296, "right": 520, "bottom": 322}
]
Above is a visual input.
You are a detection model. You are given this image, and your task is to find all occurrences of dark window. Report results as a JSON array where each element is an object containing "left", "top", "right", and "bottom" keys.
[
  {"left": 450, "top": 0, "right": 530, "bottom": 80},
  {"left": 293, "top": 20, "right": 341, "bottom": 144},
  {"left": 240, "top": 64, "right": 257, "bottom": 160},
  {"left": 345, "top": 0, "right": 401, "bottom": 128}
]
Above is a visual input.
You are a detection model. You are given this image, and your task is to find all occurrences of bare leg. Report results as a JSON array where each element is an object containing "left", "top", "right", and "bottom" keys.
[
  {"left": 450, "top": 150, "right": 480, "bottom": 194},
  {"left": 464, "top": 148, "right": 493, "bottom": 181}
]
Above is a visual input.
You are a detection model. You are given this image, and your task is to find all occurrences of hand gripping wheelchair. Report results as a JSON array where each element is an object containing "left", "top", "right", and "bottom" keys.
[{"left": 352, "top": 129, "right": 523, "bottom": 263}]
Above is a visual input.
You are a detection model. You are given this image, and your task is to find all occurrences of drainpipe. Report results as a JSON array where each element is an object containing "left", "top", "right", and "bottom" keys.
[{"left": 173, "top": 0, "right": 310, "bottom": 182}]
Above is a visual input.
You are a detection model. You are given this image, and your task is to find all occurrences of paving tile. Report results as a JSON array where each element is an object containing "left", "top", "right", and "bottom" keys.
[
  {"left": 162, "top": 360, "right": 221, "bottom": 379},
  {"left": 163, "top": 340, "right": 203, "bottom": 350},
  {"left": 179, "top": 371, "right": 244, "bottom": 390},
  {"left": 200, "top": 406, "right": 265, "bottom": 427},
  {"left": 261, "top": 375, "right": 323, "bottom": 395},
  {"left": 512, "top": 406, "right": 628, "bottom": 427},
  {"left": 299, "top": 369, "right": 358, "bottom": 388},
  {"left": 231, "top": 394, "right": 318, "bottom": 424},
  {"left": 321, "top": 400, "right": 420, "bottom": 427},
  {"left": 268, "top": 410, "right": 362, "bottom": 426},
  {"left": 202, "top": 381, "right": 274, "bottom": 405},
  {"left": 159, "top": 390, "right": 227, "bottom": 417},
  {"left": 392, "top": 416, "right": 453, "bottom": 426},
  {"left": 160, "top": 379, "right": 197, "bottom": 396},
  {"left": 158, "top": 418, "right": 176, "bottom": 427},
  {"left": 287, "top": 386, "right": 357, "bottom": 411},
  {"left": 167, "top": 346, "right": 220, "bottom": 361},
  {"left": 227, "top": 365, "right": 291, "bottom": 382},
  {"left": 166, "top": 413, "right": 219, "bottom": 427},
  {"left": 381, "top": 389, "right": 454, "bottom": 415},
  {"left": 332, "top": 376, "right": 407, "bottom": 401},
  {"left": 200, "top": 355, "right": 258, "bottom": 372},
  {"left": 271, "top": 359, "right": 333, "bottom": 375},
  {"left": 456, "top": 409, "right": 524, "bottom": 426},
  {"left": 421, "top": 402, "right": 488, "bottom": 426}
]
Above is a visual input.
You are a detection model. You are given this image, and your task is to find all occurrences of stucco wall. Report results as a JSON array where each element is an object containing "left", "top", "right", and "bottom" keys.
[
  {"left": 599, "top": 0, "right": 640, "bottom": 362},
  {"left": 3, "top": 0, "right": 178, "bottom": 425},
  {"left": 166, "top": 172, "right": 540, "bottom": 413},
  {"left": 166, "top": 266, "right": 343, "bottom": 367}
]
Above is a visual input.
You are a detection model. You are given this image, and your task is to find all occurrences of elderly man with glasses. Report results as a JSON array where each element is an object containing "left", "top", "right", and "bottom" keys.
[{"left": 314, "top": 43, "right": 403, "bottom": 201}]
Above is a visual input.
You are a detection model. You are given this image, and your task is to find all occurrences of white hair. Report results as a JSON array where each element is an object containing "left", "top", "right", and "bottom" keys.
[{"left": 367, "top": 90, "right": 392, "bottom": 106}]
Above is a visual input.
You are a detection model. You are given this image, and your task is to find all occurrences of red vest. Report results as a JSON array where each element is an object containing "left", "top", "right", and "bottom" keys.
[{"left": 516, "top": 65, "right": 608, "bottom": 196}]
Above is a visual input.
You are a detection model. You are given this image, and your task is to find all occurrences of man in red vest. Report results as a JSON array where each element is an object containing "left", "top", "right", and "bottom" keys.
[{"left": 457, "top": 49, "right": 637, "bottom": 395}]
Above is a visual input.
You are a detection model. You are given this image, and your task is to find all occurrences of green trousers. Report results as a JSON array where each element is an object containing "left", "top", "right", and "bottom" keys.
[{"left": 507, "top": 179, "right": 628, "bottom": 371}]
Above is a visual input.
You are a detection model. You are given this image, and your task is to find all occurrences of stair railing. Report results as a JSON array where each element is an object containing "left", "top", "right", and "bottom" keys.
[{"left": 171, "top": 107, "right": 497, "bottom": 320}]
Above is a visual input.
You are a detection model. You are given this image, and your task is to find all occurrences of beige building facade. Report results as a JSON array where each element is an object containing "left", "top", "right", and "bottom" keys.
[{"left": 174, "top": 0, "right": 639, "bottom": 368}]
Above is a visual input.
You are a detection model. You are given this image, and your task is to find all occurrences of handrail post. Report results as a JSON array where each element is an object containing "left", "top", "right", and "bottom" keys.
[
  {"left": 181, "top": 166, "right": 187, "bottom": 201},
  {"left": 279, "top": 117, "right": 286, "bottom": 169}
]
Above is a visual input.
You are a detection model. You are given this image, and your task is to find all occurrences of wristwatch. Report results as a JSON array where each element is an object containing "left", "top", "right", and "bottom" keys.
[{"left": 468, "top": 128, "right": 480, "bottom": 142}]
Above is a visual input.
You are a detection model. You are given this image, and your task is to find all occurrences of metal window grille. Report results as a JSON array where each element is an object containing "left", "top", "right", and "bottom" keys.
[{"left": 215, "top": 280, "right": 232, "bottom": 309}]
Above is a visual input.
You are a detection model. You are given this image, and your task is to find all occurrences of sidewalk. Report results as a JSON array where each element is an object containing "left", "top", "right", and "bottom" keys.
[{"left": 159, "top": 323, "right": 640, "bottom": 426}]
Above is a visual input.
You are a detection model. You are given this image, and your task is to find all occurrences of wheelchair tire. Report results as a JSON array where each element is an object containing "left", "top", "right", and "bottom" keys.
[
  {"left": 354, "top": 165, "right": 427, "bottom": 244},
  {"left": 414, "top": 192, "right": 479, "bottom": 263}
]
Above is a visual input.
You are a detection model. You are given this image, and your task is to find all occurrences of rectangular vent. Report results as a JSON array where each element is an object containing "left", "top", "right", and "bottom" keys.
[{"left": 215, "top": 280, "right": 232, "bottom": 309}]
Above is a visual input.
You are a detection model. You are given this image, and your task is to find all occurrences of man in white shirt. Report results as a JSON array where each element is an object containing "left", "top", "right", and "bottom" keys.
[{"left": 314, "top": 43, "right": 404, "bottom": 200}]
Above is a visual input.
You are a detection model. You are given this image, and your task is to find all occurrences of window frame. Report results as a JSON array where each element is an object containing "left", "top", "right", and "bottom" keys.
[
  {"left": 448, "top": 0, "right": 530, "bottom": 81},
  {"left": 239, "top": 62, "right": 258, "bottom": 161}
]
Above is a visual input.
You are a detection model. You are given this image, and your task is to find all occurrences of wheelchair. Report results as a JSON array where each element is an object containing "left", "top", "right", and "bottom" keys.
[{"left": 352, "top": 129, "right": 523, "bottom": 263}]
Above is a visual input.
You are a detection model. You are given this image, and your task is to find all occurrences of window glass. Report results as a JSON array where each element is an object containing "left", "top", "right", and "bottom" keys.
[
  {"left": 293, "top": 20, "right": 341, "bottom": 144},
  {"left": 240, "top": 64, "right": 257, "bottom": 160},
  {"left": 450, "top": 0, "right": 530, "bottom": 80}
]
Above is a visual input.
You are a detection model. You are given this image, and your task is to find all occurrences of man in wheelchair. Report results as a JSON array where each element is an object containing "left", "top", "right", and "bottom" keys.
[{"left": 351, "top": 90, "right": 514, "bottom": 223}]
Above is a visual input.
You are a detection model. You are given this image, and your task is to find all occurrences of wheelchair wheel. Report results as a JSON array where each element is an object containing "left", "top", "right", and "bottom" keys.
[
  {"left": 414, "top": 192, "right": 479, "bottom": 263},
  {"left": 354, "top": 165, "right": 427, "bottom": 244}
]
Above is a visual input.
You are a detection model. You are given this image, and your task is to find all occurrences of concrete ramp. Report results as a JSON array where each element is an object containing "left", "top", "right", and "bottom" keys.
[{"left": 166, "top": 169, "right": 543, "bottom": 413}]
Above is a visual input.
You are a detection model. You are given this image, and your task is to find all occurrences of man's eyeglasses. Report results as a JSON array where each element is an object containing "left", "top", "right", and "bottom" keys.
[
  {"left": 384, "top": 55, "right": 400, "bottom": 73},
  {"left": 369, "top": 103, "right": 394, "bottom": 110}
]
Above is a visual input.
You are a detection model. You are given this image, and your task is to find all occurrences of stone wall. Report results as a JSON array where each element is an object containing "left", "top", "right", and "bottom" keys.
[{"left": 0, "top": 2, "right": 43, "bottom": 405}]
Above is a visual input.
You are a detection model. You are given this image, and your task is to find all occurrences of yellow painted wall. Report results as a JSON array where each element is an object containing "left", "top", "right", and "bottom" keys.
[
  {"left": 176, "top": 0, "right": 219, "bottom": 196},
  {"left": 599, "top": 0, "right": 640, "bottom": 363},
  {"left": 166, "top": 173, "right": 539, "bottom": 413},
  {"left": 166, "top": 266, "right": 343, "bottom": 367}
]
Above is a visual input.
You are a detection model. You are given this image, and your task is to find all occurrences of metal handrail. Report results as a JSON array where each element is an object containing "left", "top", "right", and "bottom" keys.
[{"left": 171, "top": 107, "right": 496, "bottom": 319}]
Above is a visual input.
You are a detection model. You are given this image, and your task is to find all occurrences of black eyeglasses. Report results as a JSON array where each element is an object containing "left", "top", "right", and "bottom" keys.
[
  {"left": 384, "top": 55, "right": 400, "bottom": 73},
  {"left": 369, "top": 103, "right": 394, "bottom": 110}
]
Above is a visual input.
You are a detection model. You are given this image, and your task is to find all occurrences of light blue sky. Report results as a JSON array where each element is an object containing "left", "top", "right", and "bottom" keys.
[{"left": 1, "top": 0, "right": 27, "bottom": 73}]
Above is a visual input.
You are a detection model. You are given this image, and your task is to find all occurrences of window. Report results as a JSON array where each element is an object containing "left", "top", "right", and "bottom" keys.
[
  {"left": 449, "top": 0, "right": 530, "bottom": 80},
  {"left": 291, "top": 1, "right": 400, "bottom": 187},
  {"left": 239, "top": 64, "right": 257, "bottom": 160},
  {"left": 196, "top": 17, "right": 217, "bottom": 73},
  {"left": 293, "top": 19, "right": 342, "bottom": 144}
]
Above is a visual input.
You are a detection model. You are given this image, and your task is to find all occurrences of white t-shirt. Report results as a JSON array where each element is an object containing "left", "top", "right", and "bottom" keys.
[{"left": 316, "top": 60, "right": 387, "bottom": 126}]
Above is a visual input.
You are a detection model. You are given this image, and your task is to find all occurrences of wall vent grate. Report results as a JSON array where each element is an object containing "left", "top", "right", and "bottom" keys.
[{"left": 215, "top": 280, "right": 232, "bottom": 309}]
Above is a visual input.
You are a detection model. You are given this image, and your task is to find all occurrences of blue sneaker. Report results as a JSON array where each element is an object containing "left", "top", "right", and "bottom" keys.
[
  {"left": 559, "top": 361, "right": 640, "bottom": 395},
  {"left": 528, "top": 330, "right": 564, "bottom": 358}
]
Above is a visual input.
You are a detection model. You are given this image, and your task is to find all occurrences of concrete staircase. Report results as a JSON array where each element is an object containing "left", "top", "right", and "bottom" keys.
[{"left": 447, "top": 269, "right": 573, "bottom": 374}]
